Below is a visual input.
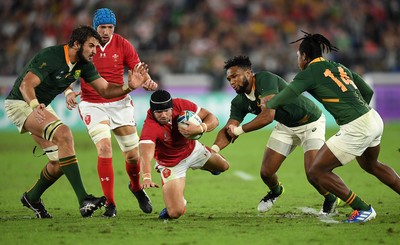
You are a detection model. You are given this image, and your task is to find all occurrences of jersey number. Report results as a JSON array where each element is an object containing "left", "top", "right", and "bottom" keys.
[{"left": 323, "top": 67, "right": 357, "bottom": 92}]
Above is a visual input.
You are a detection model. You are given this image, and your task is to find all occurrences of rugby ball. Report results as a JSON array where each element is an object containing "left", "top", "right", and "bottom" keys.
[{"left": 177, "top": 110, "right": 203, "bottom": 140}]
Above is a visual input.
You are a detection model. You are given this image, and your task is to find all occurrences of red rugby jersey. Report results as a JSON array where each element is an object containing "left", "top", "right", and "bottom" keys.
[
  {"left": 140, "top": 98, "right": 200, "bottom": 167},
  {"left": 81, "top": 34, "right": 140, "bottom": 103}
]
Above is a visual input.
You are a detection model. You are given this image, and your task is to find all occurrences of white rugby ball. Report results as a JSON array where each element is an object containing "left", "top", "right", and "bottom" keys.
[{"left": 177, "top": 110, "right": 203, "bottom": 140}]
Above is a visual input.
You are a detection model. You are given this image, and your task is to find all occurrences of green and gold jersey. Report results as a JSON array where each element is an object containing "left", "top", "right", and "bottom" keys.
[
  {"left": 287, "top": 58, "right": 370, "bottom": 125},
  {"left": 6, "top": 45, "right": 100, "bottom": 106},
  {"left": 230, "top": 71, "right": 322, "bottom": 127}
]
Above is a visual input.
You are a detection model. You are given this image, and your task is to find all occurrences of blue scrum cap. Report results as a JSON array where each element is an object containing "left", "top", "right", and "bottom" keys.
[{"left": 93, "top": 8, "right": 116, "bottom": 30}]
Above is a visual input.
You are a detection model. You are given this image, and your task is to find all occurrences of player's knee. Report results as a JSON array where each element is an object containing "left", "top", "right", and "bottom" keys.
[
  {"left": 115, "top": 133, "right": 139, "bottom": 152},
  {"left": 51, "top": 124, "right": 73, "bottom": 144},
  {"left": 88, "top": 124, "right": 111, "bottom": 144},
  {"left": 220, "top": 161, "right": 229, "bottom": 172},
  {"left": 43, "top": 120, "right": 68, "bottom": 142},
  {"left": 167, "top": 207, "right": 185, "bottom": 219},
  {"left": 307, "top": 165, "right": 321, "bottom": 183},
  {"left": 96, "top": 139, "right": 112, "bottom": 156}
]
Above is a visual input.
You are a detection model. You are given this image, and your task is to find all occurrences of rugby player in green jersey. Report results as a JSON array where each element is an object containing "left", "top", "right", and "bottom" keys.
[
  {"left": 267, "top": 31, "right": 400, "bottom": 223},
  {"left": 211, "top": 56, "right": 339, "bottom": 215},
  {"left": 4, "top": 25, "right": 149, "bottom": 218}
]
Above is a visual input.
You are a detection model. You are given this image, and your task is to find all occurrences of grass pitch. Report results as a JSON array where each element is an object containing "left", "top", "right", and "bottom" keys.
[{"left": 0, "top": 123, "right": 399, "bottom": 245}]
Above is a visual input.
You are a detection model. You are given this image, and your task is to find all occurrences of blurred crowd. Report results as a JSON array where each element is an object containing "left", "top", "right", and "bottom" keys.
[{"left": 1, "top": 0, "right": 399, "bottom": 91}]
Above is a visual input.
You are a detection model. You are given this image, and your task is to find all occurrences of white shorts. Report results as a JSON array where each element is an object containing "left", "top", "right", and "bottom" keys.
[
  {"left": 78, "top": 95, "right": 136, "bottom": 130},
  {"left": 267, "top": 114, "right": 326, "bottom": 156},
  {"left": 155, "top": 141, "right": 212, "bottom": 184},
  {"left": 326, "top": 109, "right": 383, "bottom": 165},
  {"left": 4, "top": 99, "right": 59, "bottom": 133}
]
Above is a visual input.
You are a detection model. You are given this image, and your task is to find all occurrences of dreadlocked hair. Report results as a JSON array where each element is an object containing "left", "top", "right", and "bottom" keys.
[
  {"left": 290, "top": 30, "right": 338, "bottom": 60},
  {"left": 224, "top": 55, "right": 252, "bottom": 70}
]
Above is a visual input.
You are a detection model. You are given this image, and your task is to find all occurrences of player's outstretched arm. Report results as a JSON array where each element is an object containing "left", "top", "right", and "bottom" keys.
[
  {"left": 211, "top": 119, "right": 240, "bottom": 153},
  {"left": 139, "top": 142, "right": 159, "bottom": 189},
  {"left": 89, "top": 62, "right": 149, "bottom": 99}
]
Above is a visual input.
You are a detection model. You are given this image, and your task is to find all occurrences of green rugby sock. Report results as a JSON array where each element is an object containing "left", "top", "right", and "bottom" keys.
[
  {"left": 59, "top": 156, "right": 88, "bottom": 204},
  {"left": 27, "top": 165, "right": 59, "bottom": 202},
  {"left": 323, "top": 192, "right": 337, "bottom": 202},
  {"left": 270, "top": 183, "right": 283, "bottom": 196},
  {"left": 344, "top": 190, "right": 370, "bottom": 211}
]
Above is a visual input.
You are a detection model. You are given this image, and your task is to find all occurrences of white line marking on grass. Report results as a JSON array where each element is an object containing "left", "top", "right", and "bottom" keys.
[
  {"left": 233, "top": 171, "right": 256, "bottom": 181},
  {"left": 299, "top": 207, "right": 340, "bottom": 224}
]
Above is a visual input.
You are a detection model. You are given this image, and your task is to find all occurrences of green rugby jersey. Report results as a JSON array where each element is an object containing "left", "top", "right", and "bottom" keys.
[
  {"left": 6, "top": 45, "right": 100, "bottom": 106},
  {"left": 268, "top": 58, "right": 372, "bottom": 125},
  {"left": 230, "top": 71, "right": 322, "bottom": 127}
]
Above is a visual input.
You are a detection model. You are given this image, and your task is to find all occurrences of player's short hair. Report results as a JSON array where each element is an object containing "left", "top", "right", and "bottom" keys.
[
  {"left": 93, "top": 8, "right": 116, "bottom": 30},
  {"left": 224, "top": 55, "right": 252, "bottom": 70},
  {"left": 68, "top": 25, "right": 101, "bottom": 47},
  {"left": 150, "top": 90, "right": 173, "bottom": 112}
]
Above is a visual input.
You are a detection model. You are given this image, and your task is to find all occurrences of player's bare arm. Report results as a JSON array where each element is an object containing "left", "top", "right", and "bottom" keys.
[
  {"left": 142, "top": 72, "right": 158, "bottom": 91},
  {"left": 64, "top": 86, "right": 81, "bottom": 110},
  {"left": 19, "top": 71, "right": 46, "bottom": 123},
  {"left": 211, "top": 118, "right": 240, "bottom": 152},
  {"left": 197, "top": 108, "right": 219, "bottom": 132},
  {"left": 244, "top": 94, "right": 276, "bottom": 131},
  {"left": 89, "top": 62, "right": 149, "bottom": 98},
  {"left": 179, "top": 107, "right": 219, "bottom": 137},
  {"left": 227, "top": 94, "right": 276, "bottom": 139},
  {"left": 139, "top": 142, "right": 159, "bottom": 189}
]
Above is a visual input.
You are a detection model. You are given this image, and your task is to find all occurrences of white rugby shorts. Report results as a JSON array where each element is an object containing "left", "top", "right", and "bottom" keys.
[
  {"left": 155, "top": 141, "right": 212, "bottom": 184},
  {"left": 79, "top": 95, "right": 136, "bottom": 130},
  {"left": 4, "top": 99, "right": 59, "bottom": 133},
  {"left": 326, "top": 109, "right": 383, "bottom": 165},
  {"left": 267, "top": 114, "right": 326, "bottom": 156}
]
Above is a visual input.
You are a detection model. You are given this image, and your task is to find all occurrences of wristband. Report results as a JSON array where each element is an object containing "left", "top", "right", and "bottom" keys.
[
  {"left": 142, "top": 173, "right": 151, "bottom": 180},
  {"left": 200, "top": 123, "right": 208, "bottom": 133},
  {"left": 29, "top": 99, "right": 39, "bottom": 109},
  {"left": 211, "top": 144, "right": 220, "bottom": 153},
  {"left": 233, "top": 126, "right": 245, "bottom": 136},
  {"left": 64, "top": 89, "right": 73, "bottom": 96},
  {"left": 122, "top": 84, "right": 133, "bottom": 91}
]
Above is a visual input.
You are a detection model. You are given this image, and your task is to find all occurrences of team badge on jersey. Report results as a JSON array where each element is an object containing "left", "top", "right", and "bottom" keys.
[
  {"left": 162, "top": 168, "right": 171, "bottom": 179},
  {"left": 84, "top": 115, "right": 91, "bottom": 125},
  {"left": 112, "top": 54, "right": 119, "bottom": 62},
  {"left": 163, "top": 131, "right": 171, "bottom": 142},
  {"left": 74, "top": 70, "right": 81, "bottom": 79}
]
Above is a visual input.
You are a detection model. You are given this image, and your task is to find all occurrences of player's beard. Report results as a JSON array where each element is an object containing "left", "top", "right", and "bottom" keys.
[
  {"left": 77, "top": 46, "right": 89, "bottom": 64},
  {"left": 236, "top": 77, "right": 249, "bottom": 94}
]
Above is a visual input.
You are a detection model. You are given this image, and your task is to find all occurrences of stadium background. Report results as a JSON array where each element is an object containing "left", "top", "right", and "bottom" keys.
[{"left": 0, "top": 0, "right": 399, "bottom": 131}]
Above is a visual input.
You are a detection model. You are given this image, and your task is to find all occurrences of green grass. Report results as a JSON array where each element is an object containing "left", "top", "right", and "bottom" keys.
[{"left": 1, "top": 123, "right": 400, "bottom": 245}]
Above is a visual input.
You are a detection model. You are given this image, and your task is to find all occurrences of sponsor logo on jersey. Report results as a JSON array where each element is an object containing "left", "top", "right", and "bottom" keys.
[
  {"left": 39, "top": 62, "right": 47, "bottom": 69},
  {"left": 100, "top": 53, "right": 106, "bottom": 58}
]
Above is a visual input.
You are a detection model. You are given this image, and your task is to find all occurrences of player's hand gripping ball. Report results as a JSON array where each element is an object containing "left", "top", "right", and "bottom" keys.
[{"left": 177, "top": 110, "right": 203, "bottom": 140}]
